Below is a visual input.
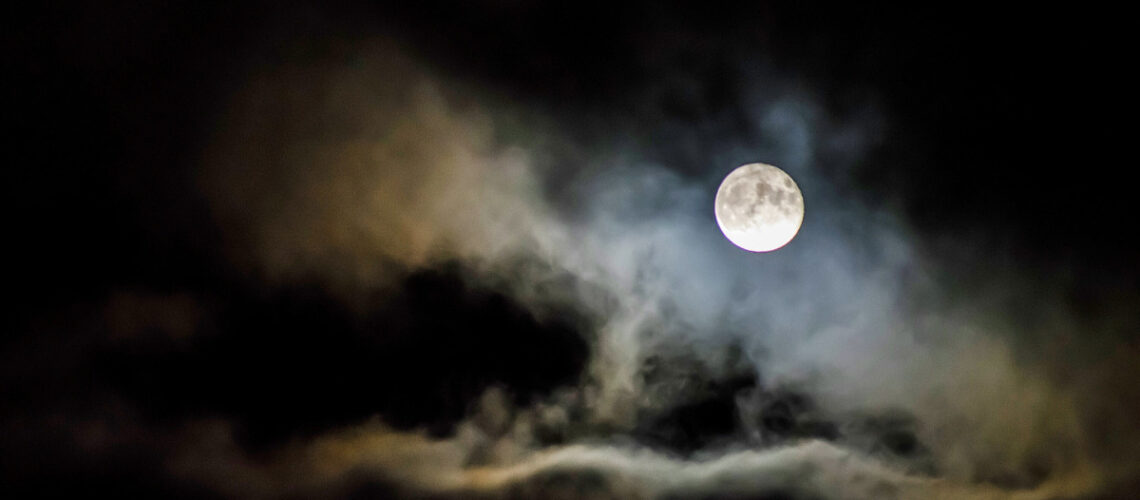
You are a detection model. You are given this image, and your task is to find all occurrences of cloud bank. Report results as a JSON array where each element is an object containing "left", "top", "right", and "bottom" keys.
[
  {"left": 7, "top": 24, "right": 1136, "bottom": 499},
  {"left": 179, "top": 36, "right": 1140, "bottom": 499}
]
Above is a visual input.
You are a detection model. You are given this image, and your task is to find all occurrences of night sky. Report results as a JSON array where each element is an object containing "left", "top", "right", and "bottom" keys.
[{"left": 6, "top": 3, "right": 1139, "bottom": 499}]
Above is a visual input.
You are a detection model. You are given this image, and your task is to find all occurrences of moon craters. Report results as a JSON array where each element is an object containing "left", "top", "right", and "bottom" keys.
[{"left": 714, "top": 163, "right": 804, "bottom": 252}]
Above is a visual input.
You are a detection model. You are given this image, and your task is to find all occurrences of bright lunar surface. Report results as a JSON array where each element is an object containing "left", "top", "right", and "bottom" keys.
[{"left": 714, "top": 163, "right": 805, "bottom": 252}]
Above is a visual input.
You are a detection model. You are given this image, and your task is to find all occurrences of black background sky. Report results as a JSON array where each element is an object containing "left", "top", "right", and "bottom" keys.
[
  {"left": 11, "top": 2, "right": 1136, "bottom": 309},
  {"left": 5, "top": 2, "right": 1139, "bottom": 498}
]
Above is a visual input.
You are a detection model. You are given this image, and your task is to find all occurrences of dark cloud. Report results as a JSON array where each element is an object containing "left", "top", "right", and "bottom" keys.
[{"left": 6, "top": 2, "right": 1139, "bottom": 499}]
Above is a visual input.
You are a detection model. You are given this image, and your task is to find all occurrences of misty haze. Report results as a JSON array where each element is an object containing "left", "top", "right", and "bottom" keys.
[{"left": 6, "top": 3, "right": 1138, "bottom": 499}]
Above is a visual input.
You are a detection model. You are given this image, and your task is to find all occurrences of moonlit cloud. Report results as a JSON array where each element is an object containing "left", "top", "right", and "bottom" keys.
[
  {"left": 9, "top": 6, "right": 1138, "bottom": 499},
  {"left": 183, "top": 37, "right": 1140, "bottom": 498}
]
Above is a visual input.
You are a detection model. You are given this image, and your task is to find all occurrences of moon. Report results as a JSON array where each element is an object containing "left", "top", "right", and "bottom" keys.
[{"left": 714, "top": 163, "right": 804, "bottom": 252}]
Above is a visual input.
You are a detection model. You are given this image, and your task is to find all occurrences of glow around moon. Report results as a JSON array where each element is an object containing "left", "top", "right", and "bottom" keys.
[{"left": 714, "top": 163, "right": 804, "bottom": 252}]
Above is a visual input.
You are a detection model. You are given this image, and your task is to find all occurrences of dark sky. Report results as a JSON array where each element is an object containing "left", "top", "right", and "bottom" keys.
[
  {"left": 11, "top": 3, "right": 1136, "bottom": 297},
  {"left": 5, "top": 2, "right": 1139, "bottom": 499}
]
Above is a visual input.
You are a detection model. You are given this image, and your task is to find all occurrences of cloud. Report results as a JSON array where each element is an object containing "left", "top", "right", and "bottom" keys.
[
  {"left": 162, "top": 410, "right": 1106, "bottom": 500},
  {"left": 8, "top": 31, "right": 1130, "bottom": 500}
]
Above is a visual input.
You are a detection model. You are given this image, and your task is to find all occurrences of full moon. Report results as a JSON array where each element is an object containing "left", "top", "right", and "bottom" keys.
[{"left": 714, "top": 163, "right": 805, "bottom": 252}]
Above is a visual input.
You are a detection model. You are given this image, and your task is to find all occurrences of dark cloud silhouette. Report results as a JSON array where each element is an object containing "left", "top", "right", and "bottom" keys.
[{"left": 6, "top": 2, "right": 1139, "bottom": 499}]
